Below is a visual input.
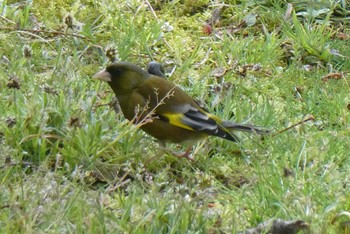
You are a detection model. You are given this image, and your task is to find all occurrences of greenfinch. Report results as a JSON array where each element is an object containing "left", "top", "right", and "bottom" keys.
[
  {"left": 147, "top": 61, "right": 166, "bottom": 78},
  {"left": 93, "top": 62, "right": 268, "bottom": 158}
]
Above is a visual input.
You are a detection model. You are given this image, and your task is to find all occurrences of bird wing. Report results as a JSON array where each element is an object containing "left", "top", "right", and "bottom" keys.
[
  {"left": 158, "top": 103, "right": 238, "bottom": 142},
  {"left": 160, "top": 104, "right": 217, "bottom": 131},
  {"left": 137, "top": 76, "right": 239, "bottom": 141}
]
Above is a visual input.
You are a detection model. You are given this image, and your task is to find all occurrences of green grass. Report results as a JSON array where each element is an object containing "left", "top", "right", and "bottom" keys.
[{"left": 1, "top": 0, "right": 350, "bottom": 233}]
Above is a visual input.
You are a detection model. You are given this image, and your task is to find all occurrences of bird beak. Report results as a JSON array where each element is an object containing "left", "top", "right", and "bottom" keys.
[{"left": 93, "top": 70, "right": 112, "bottom": 82}]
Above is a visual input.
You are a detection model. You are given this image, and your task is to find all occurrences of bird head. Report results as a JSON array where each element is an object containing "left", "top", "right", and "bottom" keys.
[
  {"left": 147, "top": 61, "right": 166, "bottom": 78},
  {"left": 93, "top": 62, "right": 149, "bottom": 94}
]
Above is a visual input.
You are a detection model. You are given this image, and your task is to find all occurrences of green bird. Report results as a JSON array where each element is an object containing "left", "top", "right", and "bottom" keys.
[{"left": 94, "top": 62, "right": 268, "bottom": 159}]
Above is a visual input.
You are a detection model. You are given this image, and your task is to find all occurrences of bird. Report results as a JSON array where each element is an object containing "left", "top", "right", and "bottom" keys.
[
  {"left": 147, "top": 61, "right": 166, "bottom": 78},
  {"left": 93, "top": 62, "right": 269, "bottom": 160}
]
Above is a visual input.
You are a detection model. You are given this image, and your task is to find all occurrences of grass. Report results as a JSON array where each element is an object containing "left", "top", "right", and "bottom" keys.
[{"left": 0, "top": 0, "right": 350, "bottom": 233}]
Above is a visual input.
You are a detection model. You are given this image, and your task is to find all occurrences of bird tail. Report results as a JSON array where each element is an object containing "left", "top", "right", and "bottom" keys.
[{"left": 222, "top": 121, "right": 270, "bottom": 135}]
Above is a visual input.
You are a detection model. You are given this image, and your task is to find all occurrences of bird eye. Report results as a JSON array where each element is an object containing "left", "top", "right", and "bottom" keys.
[{"left": 108, "top": 67, "right": 122, "bottom": 77}]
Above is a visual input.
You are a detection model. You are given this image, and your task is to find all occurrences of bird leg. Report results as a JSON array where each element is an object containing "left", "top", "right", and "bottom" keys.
[
  {"left": 144, "top": 144, "right": 194, "bottom": 165},
  {"left": 169, "top": 146, "right": 194, "bottom": 161},
  {"left": 158, "top": 142, "right": 194, "bottom": 161}
]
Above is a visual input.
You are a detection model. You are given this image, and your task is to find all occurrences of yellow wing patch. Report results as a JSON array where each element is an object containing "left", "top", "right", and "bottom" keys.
[{"left": 161, "top": 113, "right": 195, "bottom": 131}]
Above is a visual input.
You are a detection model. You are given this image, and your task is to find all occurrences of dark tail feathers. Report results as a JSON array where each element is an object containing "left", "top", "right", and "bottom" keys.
[{"left": 222, "top": 121, "right": 270, "bottom": 135}]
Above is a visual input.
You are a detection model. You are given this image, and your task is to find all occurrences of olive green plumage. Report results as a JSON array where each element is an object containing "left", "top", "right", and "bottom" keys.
[{"left": 93, "top": 62, "right": 268, "bottom": 145}]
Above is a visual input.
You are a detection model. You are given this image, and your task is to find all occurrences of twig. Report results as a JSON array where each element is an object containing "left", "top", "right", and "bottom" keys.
[
  {"left": 273, "top": 115, "right": 315, "bottom": 136},
  {"left": 144, "top": 0, "right": 158, "bottom": 19},
  {"left": 0, "top": 26, "right": 91, "bottom": 41},
  {"left": 0, "top": 162, "right": 35, "bottom": 170}
]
